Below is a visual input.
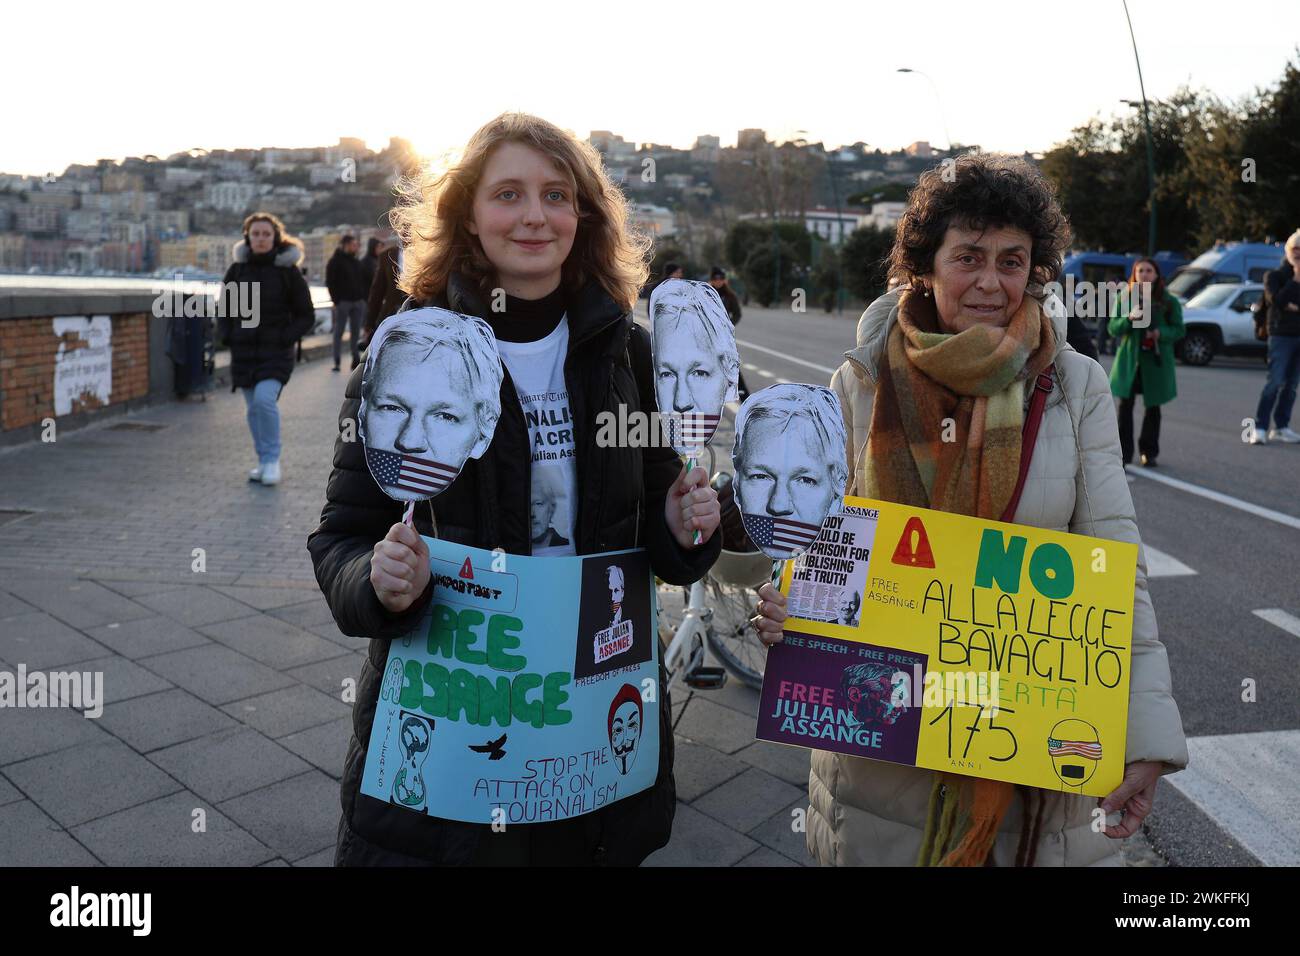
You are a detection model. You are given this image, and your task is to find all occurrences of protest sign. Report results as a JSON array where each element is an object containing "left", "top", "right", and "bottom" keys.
[
  {"left": 361, "top": 537, "right": 660, "bottom": 825},
  {"left": 756, "top": 496, "right": 1138, "bottom": 797}
]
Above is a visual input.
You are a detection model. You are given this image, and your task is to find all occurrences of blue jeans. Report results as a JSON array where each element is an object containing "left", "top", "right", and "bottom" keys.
[
  {"left": 242, "top": 378, "right": 283, "bottom": 464},
  {"left": 1255, "top": 335, "right": 1300, "bottom": 431}
]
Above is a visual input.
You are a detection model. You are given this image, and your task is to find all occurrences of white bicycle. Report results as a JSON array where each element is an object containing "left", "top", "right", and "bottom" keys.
[{"left": 661, "top": 471, "right": 773, "bottom": 693}]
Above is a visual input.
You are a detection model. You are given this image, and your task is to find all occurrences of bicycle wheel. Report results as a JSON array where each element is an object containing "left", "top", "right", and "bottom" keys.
[{"left": 704, "top": 577, "right": 767, "bottom": 690}]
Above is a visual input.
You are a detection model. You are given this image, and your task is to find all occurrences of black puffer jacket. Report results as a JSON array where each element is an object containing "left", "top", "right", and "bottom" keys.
[
  {"left": 1265, "top": 260, "right": 1300, "bottom": 337},
  {"left": 307, "top": 272, "right": 721, "bottom": 865},
  {"left": 218, "top": 239, "right": 316, "bottom": 391}
]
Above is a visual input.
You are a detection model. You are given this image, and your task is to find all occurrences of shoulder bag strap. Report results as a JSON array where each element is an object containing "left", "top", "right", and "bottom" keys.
[{"left": 1000, "top": 363, "right": 1056, "bottom": 523}]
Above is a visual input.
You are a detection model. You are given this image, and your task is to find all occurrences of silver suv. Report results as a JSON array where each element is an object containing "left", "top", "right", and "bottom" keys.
[{"left": 1176, "top": 282, "right": 1267, "bottom": 366}]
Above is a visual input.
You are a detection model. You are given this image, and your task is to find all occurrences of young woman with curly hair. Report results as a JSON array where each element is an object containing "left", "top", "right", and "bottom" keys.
[{"left": 308, "top": 113, "right": 721, "bottom": 866}]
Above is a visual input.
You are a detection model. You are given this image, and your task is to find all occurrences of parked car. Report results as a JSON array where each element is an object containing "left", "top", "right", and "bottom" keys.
[
  {"left": 1175, "top": 282, "right": 1267, "bottom": 366},
  {"left": 1166, "top": 241, "right": 1285, "bottom": 302}
]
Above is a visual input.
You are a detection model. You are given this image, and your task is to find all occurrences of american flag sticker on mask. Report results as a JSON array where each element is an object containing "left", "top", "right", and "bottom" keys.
[
  {"left": 742, "top": 513, "right": 822, "bottom": 555},
  {"left": 365, "top": 447, "right": 459, "bottom": 498},
  {"left": 665, "top": 412, "right": 721, "bottom": 450}
]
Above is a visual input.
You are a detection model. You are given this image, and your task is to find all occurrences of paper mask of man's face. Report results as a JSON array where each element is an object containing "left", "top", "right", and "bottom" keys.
[
  {"left": 650, "top": 278, "right": 739, "bottom": 454},
  {"left": 359, "top": 308, "right": 503, "bottom": 503},
  {"left": 733, "top": 383, "right": 847, "bottom": 560}
]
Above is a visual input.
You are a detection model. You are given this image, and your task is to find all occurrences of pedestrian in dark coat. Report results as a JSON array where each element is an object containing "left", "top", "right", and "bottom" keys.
[
  {"left": 709, "top": 267, "right": 749, "bottom": 400},
  {"left": 219, "top": 211, "right": 316, "bottom": 485},
  {"left": 362, "top": 239, "right": 407, "bottom": 346},
  {"left": 308, "top": 112, "right": 722, "bottom": 866},
  {"left": 326, "top": 236, "right": 367, "bottom": 371},
  {"left": 1066, "top": 313, "right": 1100, "bottom": 362},
  {"left": 1249, "top": 233, "right": 1300, "bottom": 444},
  {"left": 360, "top": 236, "right": 381, "bottom": 294}
]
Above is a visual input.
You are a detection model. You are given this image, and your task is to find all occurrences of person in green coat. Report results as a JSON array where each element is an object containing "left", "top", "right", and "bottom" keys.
[{"left": 1108, "top": 257, "right": 1184, "bottom": 466}]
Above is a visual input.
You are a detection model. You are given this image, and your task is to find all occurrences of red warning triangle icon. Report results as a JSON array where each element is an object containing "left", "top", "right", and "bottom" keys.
[
  {"left": 459, "top": 557, "right": 474, "bottom": 579},
  {"left": 891, "top": 516, "right": 936, "bottom": 568}
]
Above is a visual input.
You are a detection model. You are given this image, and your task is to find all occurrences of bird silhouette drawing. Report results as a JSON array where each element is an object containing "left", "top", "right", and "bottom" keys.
[{"left": 468, "top": 734, "right": 508, "bottom": 761}]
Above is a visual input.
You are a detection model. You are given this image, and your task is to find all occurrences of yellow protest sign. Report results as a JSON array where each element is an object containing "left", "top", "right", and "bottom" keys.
[{"left": 755, "top": 496, "right": 1137, "bottom": 797}]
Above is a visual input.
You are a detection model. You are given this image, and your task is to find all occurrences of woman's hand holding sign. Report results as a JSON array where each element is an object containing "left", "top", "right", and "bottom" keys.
[
  {"left": 371, "top": 522, "right": 431, "bottom": 613},
  {"left": 751, "top": 582, "right": 787, "bottom": 646},
  {"left": 667, "top": 464, "right": 720, "bottom": 549},
  {"left": 1098, "top": 759, "right": 1163, "bottom": 839}
]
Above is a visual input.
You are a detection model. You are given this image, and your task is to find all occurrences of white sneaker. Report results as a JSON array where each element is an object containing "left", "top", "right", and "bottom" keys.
[
  {"left": 260, "top": 461, "right": 281, "bottom": 485},
  {"left": 1268, "top": 427, "right": 1300, "bottom": 443},
  {"left": 248, "top": 464, "right": 263, "bottom": 481},
  {"left": 1248, "top": 428, "right": 1268, "bottom": 445}
]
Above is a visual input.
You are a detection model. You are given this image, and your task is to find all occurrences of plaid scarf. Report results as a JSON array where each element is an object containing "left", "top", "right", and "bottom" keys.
[
  {"left": 861, "top": 288, "right": 1055, "bottom": 867},
  {"left": 862, "top": 289, "right": 1055, "bottom": 518}
]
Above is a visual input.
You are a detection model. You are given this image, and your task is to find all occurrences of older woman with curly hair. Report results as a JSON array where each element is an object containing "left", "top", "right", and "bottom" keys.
[{"left": 752, "top": 153, "right": 1187, "bottom": 867}]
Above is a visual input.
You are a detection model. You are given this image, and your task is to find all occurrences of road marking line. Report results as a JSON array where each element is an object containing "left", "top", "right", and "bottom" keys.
[
  {"left": 1165, "top": 729, "right": 1300, "bottom": 867},
  {"left": 1252, "top": 608, "right": 1300, "bottom": 638},
  {"left": 736, "top": 338, "right": 839, "bottom": 377},
  {"left": 1127, "top": 467, "right": 1300, "bottom": 531},
  {"left": 1144, "top": 545, "right": 1196, "bottom": 577}
]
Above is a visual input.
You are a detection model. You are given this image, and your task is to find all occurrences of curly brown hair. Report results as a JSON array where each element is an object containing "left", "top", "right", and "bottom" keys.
[
  {"left": 886, "top": 153, "right": 1070, "bottom": 291},
  {"left": 390, "top": 113, "right": 650, "bottom": 313}
]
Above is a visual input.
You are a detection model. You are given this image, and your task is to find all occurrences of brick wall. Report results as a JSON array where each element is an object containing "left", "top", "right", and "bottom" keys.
[{"left": 0, "top": 312, "right": 150, "bottom": 431}]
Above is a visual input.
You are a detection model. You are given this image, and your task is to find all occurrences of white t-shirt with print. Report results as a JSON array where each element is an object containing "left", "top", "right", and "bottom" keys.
[{"left": 496, "top": 317, "right": 578, "bottom": 557}]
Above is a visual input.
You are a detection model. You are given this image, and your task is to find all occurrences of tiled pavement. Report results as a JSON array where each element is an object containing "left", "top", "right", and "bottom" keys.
[{"left": 0, "top": 345, "right": 819, "bottom": 867}]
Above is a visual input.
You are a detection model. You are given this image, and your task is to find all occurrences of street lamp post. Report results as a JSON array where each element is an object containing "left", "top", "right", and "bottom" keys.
[
  {"left": 825, "top": 150, "right": 845, "bottom": 316},
  {"left": 896, "top": 68, "right": 952, "bottom": 152},
  {"left": 1122, "top": 0, "right": 1157, "bottom": 256}
]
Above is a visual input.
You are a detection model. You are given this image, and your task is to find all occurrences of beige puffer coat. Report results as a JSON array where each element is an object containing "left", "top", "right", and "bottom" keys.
[{"left": 808, "top": 290, "right": 1189, "bottom": 867}]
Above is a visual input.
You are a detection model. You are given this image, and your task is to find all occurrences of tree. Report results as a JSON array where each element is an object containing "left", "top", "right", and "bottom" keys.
[
  {"left": 1040, "top": 54, "right": 1300, "bottom": 256},
  {"left": 742, "top": 241, "right": 804, "bottom": 308},
  {"left": 647, "top": 243, "right": 700, "bottom": 284},
  {"left": 724, "top": 219, "right": 810, "bottom": 274},
  {"left": 810, "top": 245, "right": 841, "bottom": 312},
  {"left": 840, "top": 224, "right": 894, "bottom": 303},
  {"left": 1235, "top": 56, "right": 1300, "bottom": 241}
]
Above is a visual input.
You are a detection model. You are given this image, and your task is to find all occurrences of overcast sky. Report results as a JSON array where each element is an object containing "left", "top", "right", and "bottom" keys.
[{"left": 4, "top": 0, "right": 1296, "bottom": 175}]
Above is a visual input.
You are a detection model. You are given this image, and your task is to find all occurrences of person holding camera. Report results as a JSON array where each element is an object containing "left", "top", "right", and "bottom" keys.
[{"left": 1108, "top": 257, "right": 1184, "bottom": 468}]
